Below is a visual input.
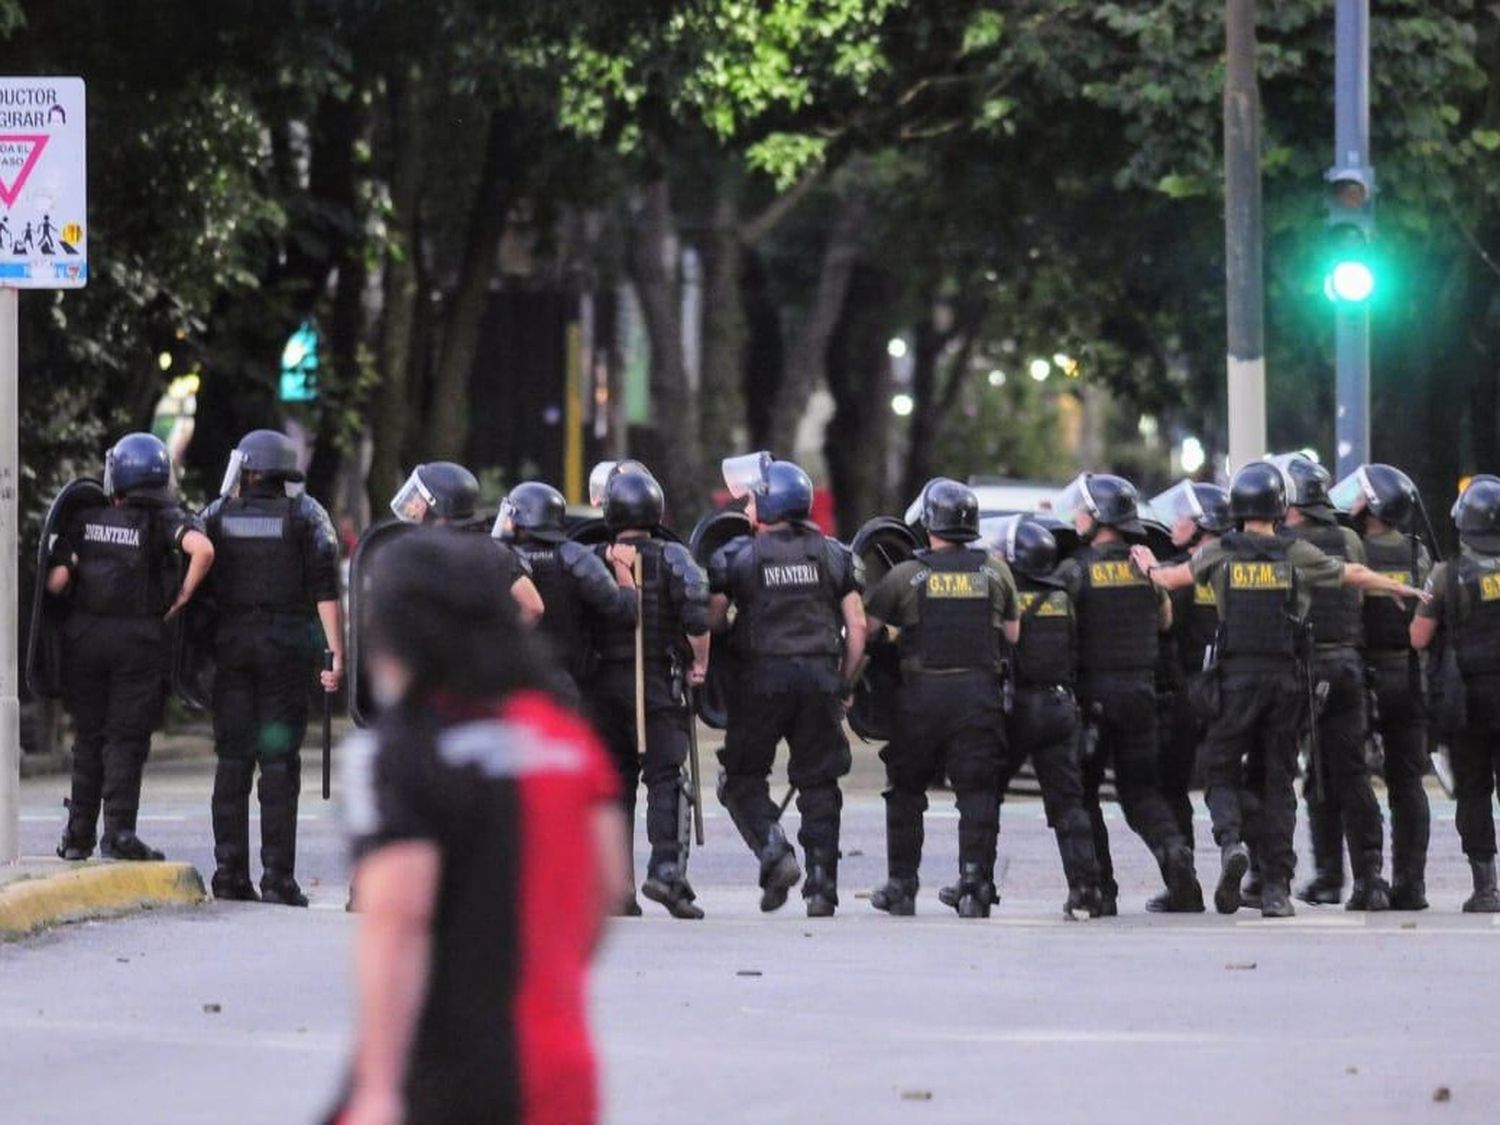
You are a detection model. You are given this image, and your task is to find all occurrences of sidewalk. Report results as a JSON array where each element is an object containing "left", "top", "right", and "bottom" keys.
[{"left": 0, "top": 857, "right": 206, "bottom": 940}]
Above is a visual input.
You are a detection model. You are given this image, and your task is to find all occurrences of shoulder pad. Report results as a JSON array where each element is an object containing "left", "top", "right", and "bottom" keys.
[{"left": 556, "top": 539, "right": 588, "bottom": 567}]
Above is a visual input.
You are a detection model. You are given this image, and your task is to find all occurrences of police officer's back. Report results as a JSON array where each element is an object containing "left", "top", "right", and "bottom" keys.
[
  {"left": 46, "top": 433, "right": 215, "bottom": 862},
  {"left": 709, "top": 456, "right": 866, "bottom": 917},
  {"left": 202, "top": 429, "right": 344, "bottom": 904}
]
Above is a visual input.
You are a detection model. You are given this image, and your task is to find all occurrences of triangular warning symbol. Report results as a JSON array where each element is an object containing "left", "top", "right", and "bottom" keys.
[{"left": 0, "top": 134, "right": 49, "bottom": 209}]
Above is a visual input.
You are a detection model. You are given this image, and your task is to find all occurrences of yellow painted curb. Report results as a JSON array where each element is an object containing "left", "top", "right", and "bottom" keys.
[{"left": 0, "top": 863, "right": 207, "bottom": 939}]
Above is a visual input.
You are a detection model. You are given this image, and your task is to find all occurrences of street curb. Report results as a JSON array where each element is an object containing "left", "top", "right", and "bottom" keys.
[{"left": 0, "top": 862, "right": 207, "bottom": 940}]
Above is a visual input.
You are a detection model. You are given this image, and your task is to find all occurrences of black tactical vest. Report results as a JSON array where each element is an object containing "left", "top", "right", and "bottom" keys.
[
  {"left": 211, "top": 495, "right": 306, "bottom": 612},
  {"left": 1290, "top": 522, "right": 1362, "bottom": 647},
  {"left": 1216, "top": 532, "right": 1299, "bottom": 672},
  {"left": 1455, "top": 555, "right": 1500, "bottom": 677},
  {"left": 1361, "top": 534, "right": 1418, "bottom": 655},
  {"left": 902, "top": 548, "right": 999, "bottom": 674},
  {"left": 1013, "top": 576, "right": 1075, "bottom": 688},
  {"left": 1074, "top": 543, "right": 1159, "bottom": 675},
  {"left": 1171, "top": 577, "right": 1221, "bottom": 675},
  {"left": 73, "top": 503, "right": 165, "bottom": 618},
  {"left": 595, "top": 538, "right": 685, "bottom": 670},
  {"left": 733, "top": 528, "right": 841, "bottom": 660},
  {"left": 516, "top": 541, "right": 588, "bottom": 677}
]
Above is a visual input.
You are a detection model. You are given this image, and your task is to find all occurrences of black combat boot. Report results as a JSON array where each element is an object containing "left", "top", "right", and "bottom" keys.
[
  {"left": 211, "top": 759, "right": 258, "bottom": 901},
  {"left": 1463, "top": 859, "right": 1500, "bottom": 913},
  {"left": 1146, "top": 844, "right": 1205, "bottom": 913},
  {"left": 1260, "top": 880, "right": 1295, "bottom": 918},
  {"left": 1297, "top": 836, "right": 1344, "bottom": 904},
  {"left": 1388, "top": 879, "right": 1428, "bottom": 912},
  {"left": 1097, "top": 878, "right": 1120, "bottom": 918},
  {"left": 1214, "top": 842, "right": 1251, "bottom": 915},
  {"left": 56, "top": 800, "right": 97, "bottom": 862},
  {"left": 1064, "top": 883, "right": 1104, "bottom": 920},
  {"left": 1345, "top": 853, "right": 1390, "bottom": 912},
  {"left": 211, "top": 856, "right": 260, "bottom": 902},
  {"left": 1240, "top": 853, "right": 1263, "bottom": 910},
  {"left": 100, "top": 830, "right": 164, "bottom": 862},
  {"left": 870, "top": 877, "right": 918, "bottom": 917},
  {"left": 642, "top": 863, "right": 705, "bottom": 920},
  {"left": 259, "top": 758, "right": 307, "bottom": 907},
  {"left": 803, "top": 851, "right": 838, "bottom": 918},
  {"left": 953, "top": 863, "right": 996, "bottom": 920},
  {"left": 759, "top": 826, "right": 802, "bottom": 913}
]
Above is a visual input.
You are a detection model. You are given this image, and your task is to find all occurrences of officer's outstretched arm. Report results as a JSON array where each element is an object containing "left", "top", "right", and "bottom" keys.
[
  {"left": 166, "top": 530, "right": 216, "bottom": 621},
  {"left": 1342, "top": 562, "right": 1430, "bottom": 603},
  {"left": 839, "top": 592, "right": 867, "bottom": 693},
  {"left": 1129, "top": 546, "right": 1193, "bottom": 591},
  {"left": 511, "top": 575, "right": 545, "bottom": 627}
]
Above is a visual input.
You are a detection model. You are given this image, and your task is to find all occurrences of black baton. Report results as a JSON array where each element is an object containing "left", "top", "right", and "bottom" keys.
[{"left": 322, "top": 649, "right": 335, "bottom": 800}]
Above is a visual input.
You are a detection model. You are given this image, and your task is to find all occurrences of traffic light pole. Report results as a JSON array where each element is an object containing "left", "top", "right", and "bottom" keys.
[
  {"left": 1224, "top": 0, "right": 1267, "bottom": 472},
  {"left": 1, "top": 288, "right": 18, "bottom": 862},
  {"left": 1332, "top": 0, "right": 1372, "bottom": 480}
]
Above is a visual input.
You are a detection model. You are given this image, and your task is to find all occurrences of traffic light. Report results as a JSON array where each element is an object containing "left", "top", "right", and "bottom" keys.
[{"left": 1323, "top": 169, "right": 1375, "bottom": 304}]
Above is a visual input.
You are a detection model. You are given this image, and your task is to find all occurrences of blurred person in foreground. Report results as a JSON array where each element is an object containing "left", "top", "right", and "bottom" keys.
[{"left": 330, "top": 530, "right": 627, "bottom": 1125}]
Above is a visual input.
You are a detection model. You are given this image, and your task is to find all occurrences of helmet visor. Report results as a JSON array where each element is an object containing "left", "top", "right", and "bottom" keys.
[
  {"left": 492, "top": 496, "right": 518, "bottom": 541},
  {"left": 987, "top": 514, "right": 1022, "bottom": 560},
  {"left": 1149, "top": 480, "right": 1205, "bottom": 527},
  {"left": 218, "top": 450, "right": 245, "bottom": 499},
  {"left": 1329, "top": 468, "right": 1372, "bottom": 517},
  {"left": 390, "top": 469, "right": 437, "bottom": 525},
  {"left": 722, "top": 452, "right": 772, "bottom": 500},
  {"left": 1050, "top": 474, "right": 1096, "bottom": 524},
  {"left": 587, "top": 461, "right": 619, "bottom": 508}
]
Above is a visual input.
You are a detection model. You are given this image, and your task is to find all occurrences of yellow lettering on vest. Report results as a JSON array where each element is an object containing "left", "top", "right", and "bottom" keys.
[
  {"left": 1377, "top": 570, "right": 1413, "bottom": 587},
  {"left": 1089, "top": 561, "right": 1145, "bottom": 588},
  {"left": 1019, "top": 591, "right": 1068, "bottom": 617},
  {"left": 927, "top": 572, "right": 985, "bottom": 599},
  {"left": 1193, "top": 583, "right": 1217, "bottom": 606},
  {"left": 1229, "top": 561, "right": 1292, "bottom": 590},
  {"left": 1480, "top": 574, "right": 1500, "bottom": 603}
]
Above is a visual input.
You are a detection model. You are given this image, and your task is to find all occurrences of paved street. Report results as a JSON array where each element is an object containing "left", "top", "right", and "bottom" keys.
[{"left": 3, "top": 745, "right": 1499, "bottom": 1124}]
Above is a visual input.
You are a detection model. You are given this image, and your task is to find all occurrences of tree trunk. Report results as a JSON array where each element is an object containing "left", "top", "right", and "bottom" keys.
[
  {"left": 698, "top": 178, "right": 747, "bottom": 461},
  {"left": 767, "top": 188, "right": 868, "bottom": 458},
  {"left": 901, "top": 315, "right": 944, "bottom": 504},
  {"left": 425, "top": 110, "right": 519, "bottom": 460},
  {"left": 625, "top": 178, "right": 704, "bottom": 526},
  {"left": 825, "top": 262, "right": 895, "bottom": 536}
]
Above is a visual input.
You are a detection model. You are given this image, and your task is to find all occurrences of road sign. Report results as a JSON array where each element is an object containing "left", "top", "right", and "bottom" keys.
[{"left": 0, "top": 77, "right": 86, "bottom": 288}]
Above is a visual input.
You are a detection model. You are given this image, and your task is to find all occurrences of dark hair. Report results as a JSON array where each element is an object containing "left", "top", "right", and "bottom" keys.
[{"left": 366, "top": 529, "right": 547, "bottom": 703}]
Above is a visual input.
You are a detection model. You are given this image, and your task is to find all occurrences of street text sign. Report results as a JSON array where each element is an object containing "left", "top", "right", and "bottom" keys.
[{"left": 0, "top": 77, "right": 86, "bottom": 289}]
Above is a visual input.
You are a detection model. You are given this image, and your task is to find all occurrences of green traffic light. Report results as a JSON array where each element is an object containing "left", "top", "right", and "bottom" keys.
[{"left": 1324, "top": 260, "right": 1375, "bottom": 303}]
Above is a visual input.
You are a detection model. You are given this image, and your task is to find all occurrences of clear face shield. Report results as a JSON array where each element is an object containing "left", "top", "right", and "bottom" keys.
[
  {"left": 587, "top": 459, "right": 653, "bottom": 507},
  {"left": 1050, "top": 474, "right": 1097, "bottom": 525},
  {"left": 722, "top": 452, "right": 773, "bottom": 500},
  {"left": 1329, "top": 468, "right": 1372, "bottom": 518},
  {"left": 390, "top": 469, "right": 437, "bottom": 525},
  {"left": 218, "top": 450, "right": 246, "bottom": 499},
  {"left": 987, "top": 514, "right": 1022, "bottom": 561},
  {"left": 492, "top": 496, "right": 518, "bottom": 541}
]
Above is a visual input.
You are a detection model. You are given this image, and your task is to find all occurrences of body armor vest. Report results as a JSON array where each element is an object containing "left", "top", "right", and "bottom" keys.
[
  {"left": 73, "top": 503, "right": 165, "bottom": 618},
  {"left": 1291, "top": 522, "right": 1362, "bottom": 647},
  {"left": 596, "top": 539, "right": 684, "bottom": 670},
  {"left": 902, "top": 548, "right": 999, "bottom": 674},
  {"left": 516, "top": 542, "right": 589, "bottom": 677},
  {"left": 1013, "top": 576, "right": 1075, "bottom": 688},
  {"left": 1362, "top": 534, "right": 1418, "bottom": 655},
  {"left": 733, "top": 528, "right": 841, "bottom": 660},
  {"left": 211, "top": 495, "right": 306, "bottom": 613},
  {"left": 1454, "top": 554, "right": 1500, "bottom": 677},
  {"left": 1172, "top": 577, "right": 1220, "bottom": 675},
  {"left": 1216, "top": 532, "right": 1299, "bottom": 671},
  {"left": 1074, "top": 543, "right": 1159, "bottom": 676}
]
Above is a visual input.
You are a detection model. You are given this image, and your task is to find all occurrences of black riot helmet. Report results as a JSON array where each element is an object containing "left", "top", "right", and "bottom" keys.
[
  {"left": 1055, "top": 472, "right": 1144, "bottom": 537},
  {"left": 721, "top": 452, "right": 813, "bottom": 524},
  {"left": 495, "top": 481, "right": 567, "bottom": 543},
  {"left": 1191, "top": 484, "right": 1233, "bottom": 535},
  {"left": 1269, "top": 453, "right": 1335, "bottom": 520},
  {"left": 603, "top": 470, "right": 665, "bottom": 533},
  {"left": 920, "top": 478, "right": 981, "bottom": 543},
  {"left": 103, "top": 433, "right": 175, "bottom": 501},
  {"left": 1330, "top": 463, "right": 1418, "bottom": 531},
  {"left": 390, "top": 462, "right": 481, "bottom": 526},
  {"left": 220, "top": 428, "right": 303, "bottom": 496},
  {"left": 1229, "top": 461, "right": 1288, "bottom": 523},
  {"left": 1151, "top": 480, "right": 1233, "bottom": 540},
  {"left": 1453, "top": 475, "right": 1500, "bottom": 554},
  {"left": 999, "top": 516, "right": 1059, "bottom": 578}
]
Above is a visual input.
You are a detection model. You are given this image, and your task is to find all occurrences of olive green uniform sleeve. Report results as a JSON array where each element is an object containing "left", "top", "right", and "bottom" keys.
[{"left": 1417, "top": 561, "right": 1449, "bottom": 621}]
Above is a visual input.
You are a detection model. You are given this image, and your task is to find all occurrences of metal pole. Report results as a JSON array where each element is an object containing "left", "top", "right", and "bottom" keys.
[
  {"left": 1333, "top": 0, "right": 1372, "bottom": 479},
  {"left": 1, "top": 287, "right": 19, "bottom": 862},
  {"left": 1224, "top": 0, "right": 1267, "bottom": 472}
]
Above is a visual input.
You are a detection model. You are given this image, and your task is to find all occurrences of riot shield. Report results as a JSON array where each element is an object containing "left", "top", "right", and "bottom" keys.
[
  {"left": 846, "top": 516, "right": 925, "bottom": 742},
  {"left": 687, "top": 508, "right": 752, "bottom": 730},
  {"left": 26, "top": 479, "right": 107, "bottom": 700},
  {"left": 172, "top": 596, "right": 217, "bottom": 712},
  {"left": 347, "top": 519, "right": 413, "bottom": 728}
]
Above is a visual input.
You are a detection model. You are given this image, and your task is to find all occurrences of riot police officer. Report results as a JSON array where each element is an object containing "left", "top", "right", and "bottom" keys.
[
  {"left": 862, "top": 480, "right": 1018, "bottom": 918},
  {"left": 1333, "top": 463, "right": 1433, "bottom": 909},
  {"left": 709, "top": 455, "right": 866, "bottom": 917},
  {"left": 993, "top": 516, "right": 1104, "bottom": 917},
  {"left": 1275, "top": 454, "right": 1388, "bottom": 909},
  {"left": 586, "top": 468, "right": 710, "bottom": 919},
  {"left": 1135, "top": 462, "right": 1426, "bottom": 917},
  {"left": 46, "top": 433, "right": 215, "bottom": 861},
  {"left": 1411, "top": 475, "right": 1500, "bottom": 912},
  {"left": 1151, "top": 481, "right": 1234, "bottom": 851},
  {"left": 494, "top": 481, "right": 637, "bottom": 704},
  {"left": 390, "top": 461, "right": 544, "bottom": 626},
  {"left": 202, "top": 430, "right": 344, "bottom": 904},
  {"left": 1053, "top": 473, "right": 1201, "bottom": 914}
]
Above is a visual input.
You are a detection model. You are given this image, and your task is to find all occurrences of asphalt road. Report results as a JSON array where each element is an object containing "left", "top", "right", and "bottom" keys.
[{"left": 4, "top": 746, "right": 1499, "bottom": 1124}]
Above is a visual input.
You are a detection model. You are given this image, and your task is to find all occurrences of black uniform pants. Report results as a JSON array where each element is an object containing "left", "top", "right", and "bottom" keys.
[
  {"left": 1160, "top": 679, "right": 1203, "bottom": 848},
  {"left": 1198, "top": 670, "right": 1303, "bottom": 886},
  {"left": 1369, "top": 656, "right": 1430, "bottom": 883},
  {"left": 586, "top": 664, "right": 691, "bottom": 873},
  {"left": 1000, "top": 686, "right": 1099, "bottom": 889},
  {"left": 1078, "top": 674, "right": 1185, "bottom": 893},
  {"left": 61, "top": 614, "right": 167, "bottom": 838},
  {"left": 719, "top": 675, "right": 851, "bottom": 867},
  {"left": 880, "top": 671, "right": 1003, "bottom": 882},
  {"left": 1449, "top": 673, "right": 1500, "bottom": 862},
  {"left": 211, "top": 617, "right": 316, "bottom": 877},
  {"left": 1303, "top": 647, "right": 1384, "bottom": 880}
]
